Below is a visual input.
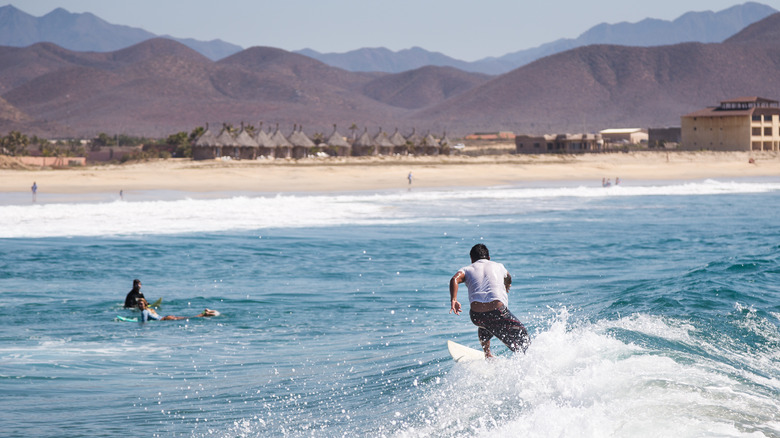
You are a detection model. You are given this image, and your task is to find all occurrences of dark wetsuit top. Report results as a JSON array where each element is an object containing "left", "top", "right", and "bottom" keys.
[{"left": 124, "top": 290, "right": 145, "bottom": 308}]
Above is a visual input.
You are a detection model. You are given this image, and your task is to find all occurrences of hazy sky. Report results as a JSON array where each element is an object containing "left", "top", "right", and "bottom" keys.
[{"left": 12, "top": 1, "right": 780, "bottom": 60}]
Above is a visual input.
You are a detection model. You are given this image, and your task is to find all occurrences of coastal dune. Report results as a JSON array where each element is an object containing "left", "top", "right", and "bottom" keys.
[{"left": 1, "top": 151, "right": 778, "bottom": 195}]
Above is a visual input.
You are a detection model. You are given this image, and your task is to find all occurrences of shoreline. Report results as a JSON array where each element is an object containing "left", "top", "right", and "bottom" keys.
[{"left": 1, "top": 151, "right": 779, "bottom": 196}]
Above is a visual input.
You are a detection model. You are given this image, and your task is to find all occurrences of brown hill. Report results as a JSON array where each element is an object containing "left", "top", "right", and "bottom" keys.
[
  {"left": 0, "top": 95, "right": 28, "bottom": 122},
  {"left": 415, "top": 34, "right": 780, "bottom": 134},
  {"left": 0, "top": 39, "right": 413, "bottom": 136},
  {"left": 725, "top": 11, "right": 780, "bottom": 43},
  {"left": 363, "top": 66, "right": 490, "bottom": 109},
  {"left": 3, "top": 11, "right": 780, "bottom": 139}
]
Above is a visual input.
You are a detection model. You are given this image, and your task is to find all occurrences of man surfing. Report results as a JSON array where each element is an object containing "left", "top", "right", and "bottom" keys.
[{"left": 449, "top": 244, "right": 530, "bottom": 358}]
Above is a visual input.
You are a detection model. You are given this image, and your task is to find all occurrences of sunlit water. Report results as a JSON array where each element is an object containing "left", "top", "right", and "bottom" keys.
[{"left": 1, "top": 179, "right": 778, "bottom": 437}]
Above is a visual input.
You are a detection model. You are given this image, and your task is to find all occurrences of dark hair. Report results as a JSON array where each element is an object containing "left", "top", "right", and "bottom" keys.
[
  {"left": 133, "top": 279, "right": 141, "bottom": 286},
  {"left": 469, "top": 244, "right": 490, "bottom": 262}
]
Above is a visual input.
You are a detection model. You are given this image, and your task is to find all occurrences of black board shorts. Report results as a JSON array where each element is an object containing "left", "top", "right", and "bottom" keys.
[{"left": 470, "top": 305, "right": 530, "bottom": 353}]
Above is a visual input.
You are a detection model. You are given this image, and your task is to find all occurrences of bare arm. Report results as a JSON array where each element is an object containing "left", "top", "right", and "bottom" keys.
[
  {"left": 504, "top": 273, "right": 512, "bottom": 293},
  {"left": 449, "top": 271, "right": 465, "bottom": 315}
]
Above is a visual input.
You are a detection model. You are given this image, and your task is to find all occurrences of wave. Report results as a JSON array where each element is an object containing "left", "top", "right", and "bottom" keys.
[
  {"left": 3, "top": 179, "right": 779, "bottom": 238},
  {"left": 386, "top": 309, "right": 780, "bottom": 438}
]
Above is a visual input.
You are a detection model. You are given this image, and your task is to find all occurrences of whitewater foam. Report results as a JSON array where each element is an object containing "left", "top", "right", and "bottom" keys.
[
  {"left": 392, "top": 309, "right": 779, "bottom": 438},
  {"left": 2, "top": 179, "right": 779, "bottom": 238}
]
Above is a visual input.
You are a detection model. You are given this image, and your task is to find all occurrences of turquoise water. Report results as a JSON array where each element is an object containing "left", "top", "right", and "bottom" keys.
[{"left": 1, "top": 179, "right": 778, "bottom": 437}]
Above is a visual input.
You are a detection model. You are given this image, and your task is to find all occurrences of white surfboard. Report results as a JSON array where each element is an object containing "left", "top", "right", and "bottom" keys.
[{"left": 447, "top": 340, "right": 486, "bottom": 363}]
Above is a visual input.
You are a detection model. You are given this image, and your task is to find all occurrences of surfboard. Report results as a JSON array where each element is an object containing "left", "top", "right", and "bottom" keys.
[
  {"left": 116, "top": 315, "right": 138, "bottom": 322},
  {"left": 447, "top": 340, "right": 486, "bottom": 363},
  {"left": 149, "top": 297, "right": 162, "bottom": 308}
]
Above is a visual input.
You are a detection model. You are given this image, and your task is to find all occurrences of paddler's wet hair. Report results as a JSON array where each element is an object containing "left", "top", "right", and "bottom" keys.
[{"left": 470, "top": 244, "right": 490, "bottom": 263}]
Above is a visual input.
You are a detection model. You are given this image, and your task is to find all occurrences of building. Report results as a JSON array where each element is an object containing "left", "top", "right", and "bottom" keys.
[
  {"left": 465, "top": 131, "right": 515, "bottom": 140},
  {"left": 681, "top": 97, "right": 780, "bottom": 151},
  {"left": 515, "top": 133, "right": 602, "bottom": 154},
  {"left": 648, "top": 127, "right": 681, "bottom": 149},
  {"left": 599, "top": 128, "right": 648, "bottom": 145}
]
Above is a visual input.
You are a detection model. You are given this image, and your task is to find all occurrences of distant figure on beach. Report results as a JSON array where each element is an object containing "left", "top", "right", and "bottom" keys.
[
  {"left": 119, "top": 189, "right": 123, "bottom": 200},
  {"left": 31, "top": 182, "right": 37, "bottom": 202},
  {"left": 602, "top": 178, "right": 612, "bottom": 187},
  {"left": 615, "top": 177, "right": 621, "bottom": 185},
  {"left": 124, "top": 279, "right": 145, "bottom": 308},
  {"left": 448, "top": 243, "right": 530, "bottom": 358},
  {"left": 137, "top": 298, "right": 217, "bottom": 322},
  {"left": 408, "top": 171, "right": 413, "bottom": 185}
]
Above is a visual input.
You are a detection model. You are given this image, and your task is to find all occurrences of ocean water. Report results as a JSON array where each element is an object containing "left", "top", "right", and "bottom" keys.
[{"left": 1, "top": 178, "right": 778, "bottom": 437}]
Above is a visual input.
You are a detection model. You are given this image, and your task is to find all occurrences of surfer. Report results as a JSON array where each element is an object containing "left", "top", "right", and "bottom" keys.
[
  {"left": 137, "top": 298, "right": 217, "bottom": 321},
  {"left": 123, "top": 279, "right": 145, "bottom": 308},
  {"left": 449, "top": 244, "right": 530, "bottom": 357}
]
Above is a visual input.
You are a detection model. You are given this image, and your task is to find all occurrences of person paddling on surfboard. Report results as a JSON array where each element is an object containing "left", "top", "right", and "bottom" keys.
[
  {"left": 124, "top": 279, "right": 145, "bottom": 308},
  {"left": 137, "top": 298, "right": 218, "bottom": 322},
  {"left": 449, "top": 244, "right": 530, "bottom": 358}
]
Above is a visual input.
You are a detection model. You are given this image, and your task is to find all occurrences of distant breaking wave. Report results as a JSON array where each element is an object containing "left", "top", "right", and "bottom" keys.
[{"left": 2, "top": 179, "right": 779, "bottom": 238}]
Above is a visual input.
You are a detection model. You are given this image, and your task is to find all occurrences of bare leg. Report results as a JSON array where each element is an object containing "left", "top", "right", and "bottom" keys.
[{"left": 478, "top": 327, "right": 494, "bottom": 358}]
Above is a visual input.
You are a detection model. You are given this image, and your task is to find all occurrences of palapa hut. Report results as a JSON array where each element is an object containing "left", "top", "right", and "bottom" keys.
[
  {"left": 234, "top": 123, "right": 259, "bottom": 160},
  {"left": 254, "top": 122, "right": 274, "bottom": 158},
  {"left": 389, "top": 128, "right": 408, "bottom": 156},
  {"left": 351, "top": 128, "right": 377, "bottom": 156},
  {"left": 323, "top": 124, "right": 350, "bottom": 157},
  {"left": 289, "top": 125, "right": 316, "bottom": 159},
  {"left": 269, "top": 124, "right": 292, "bottom": 159},
  {"left": 405, "top": 129, "right": 423, "bottom": 155},
  {"left": 192, "top": 123, "right": 220, "bottom": 160},
  {"left": 373, "top": 128, "right": 395, "bottom": 156},
  {"left": 422, "top": 131, "right": 440, "bottom": 156},
  {"left": 216, "top": 124, "right": 240, "bottom": 159}
]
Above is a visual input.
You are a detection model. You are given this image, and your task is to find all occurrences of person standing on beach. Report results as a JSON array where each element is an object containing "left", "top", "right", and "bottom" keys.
[
  {"left": 124, "top": 279, "right": 145, "bottom": 308},
  {"left": 408, "top": 171, "right": 413, "bottom": 185},
  {"left": 449, "top": 244, "right": 530, "bottom": 357},
  {"left": 31, "top": 182, "right": 37, "bottom": 202}
]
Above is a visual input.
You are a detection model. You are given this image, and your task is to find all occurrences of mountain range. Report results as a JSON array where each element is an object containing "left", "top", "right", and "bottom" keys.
[
  {"left": 1, "top": 6, "right": 780, "bottom": 138},
  {"left": 1, "top": 3, "right": 776, "bottom": 74},
  {"left": 0, "top": 4, "right": 242, "bottom": 60}
]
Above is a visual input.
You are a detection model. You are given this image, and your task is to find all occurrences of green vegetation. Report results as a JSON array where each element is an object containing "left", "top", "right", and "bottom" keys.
[
  {"left": 0, "top": 126, "right": 206, "bottom": 162},
  {"left": 0, "top": 131, "right": 29, "bottom": 156}
]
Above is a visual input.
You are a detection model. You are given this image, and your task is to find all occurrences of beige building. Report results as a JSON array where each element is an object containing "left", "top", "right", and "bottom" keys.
[
  {"left": 599, "top": 128, "right": 648, "bottom": 145},
  {"left": 515, "top": 133, "right": 602, "bottom": 154},
  {"left": 681, "top": 97, "right": 780, "bottom": 151}
]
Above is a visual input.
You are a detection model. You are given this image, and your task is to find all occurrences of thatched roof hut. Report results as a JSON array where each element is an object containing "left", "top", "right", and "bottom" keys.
[
  {"left": 404, "top": 129, "right": 423, "bottom": 156},
  {"left": 373, "top": 128, "right": 395, "bottom": 156},
  {"left": 390, "top": 128, "right": 410, "bottom": 155},
  {"left": 192, "top": 123, "right": 220, "bottom": 160},
  {"left": 216, "top": 125, "right": 240, "bottom": 159},
  {"left": 234, "top": 123, "right": 259, "bottom": 160},
  {"left": 423, "top": 131, "right": 440, "bottom": 156},
  {"left": 269, "top": 124, "right": 292, "bottom": 159},
  {"left": 254, "top": 122, "right": 274, "bottom": 158},
  {"left": 352, "top": 128, "right": 377, "bottom": 156},
  {"left": 324, "top": 124, "right": 350, "bottom": 157},
  {"left": 289, "top": 125, "right": 316, "bottom": 159}
]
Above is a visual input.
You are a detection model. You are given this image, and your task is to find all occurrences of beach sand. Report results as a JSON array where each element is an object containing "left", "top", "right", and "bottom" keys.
[{"left": 1, "top": 151, "right": 779, "bottom": 195}]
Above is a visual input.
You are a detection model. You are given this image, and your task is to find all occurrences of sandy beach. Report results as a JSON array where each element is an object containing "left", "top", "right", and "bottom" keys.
[{"left": 1, "top": 151, "right": 779, "bottom": 195}]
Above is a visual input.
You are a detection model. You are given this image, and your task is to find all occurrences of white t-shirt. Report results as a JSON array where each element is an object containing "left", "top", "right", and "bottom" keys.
[{"left": 458, "top": 259, "right": 509, "bottom": 306}]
